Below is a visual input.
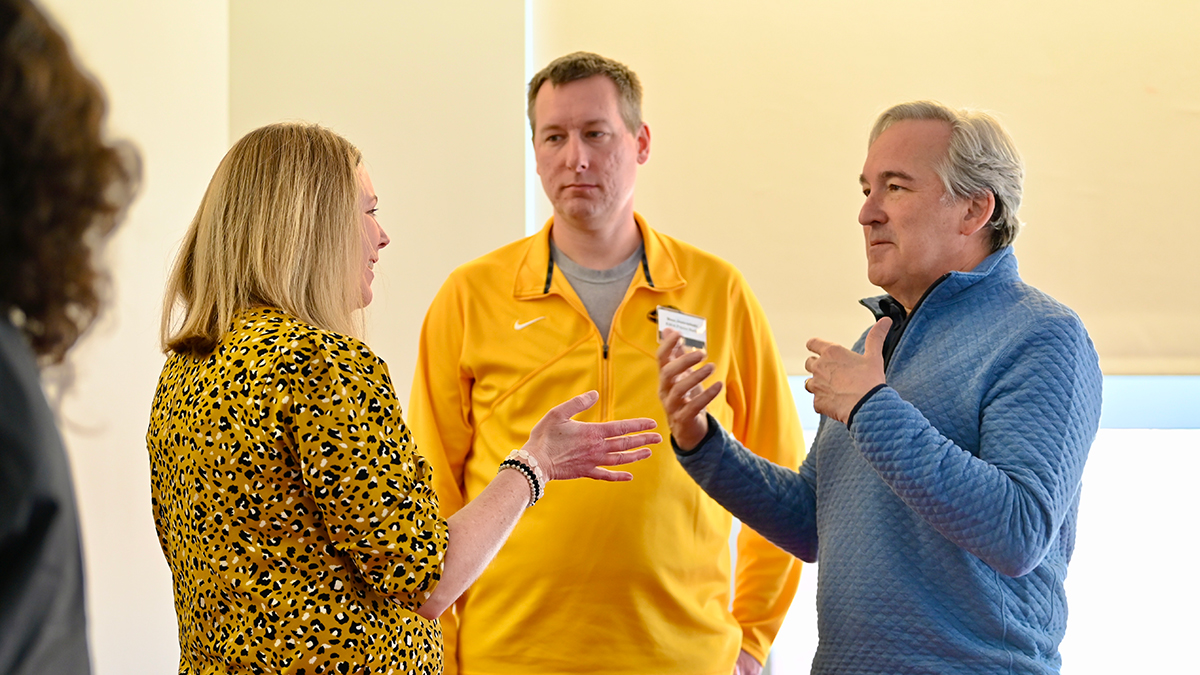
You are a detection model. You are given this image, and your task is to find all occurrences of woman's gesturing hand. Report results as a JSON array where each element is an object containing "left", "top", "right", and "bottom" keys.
[{"left": 522, "top": 391, "right": 659, "bottom": 482}]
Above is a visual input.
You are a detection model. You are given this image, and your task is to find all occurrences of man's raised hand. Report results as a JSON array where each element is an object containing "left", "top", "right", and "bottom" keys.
[
  {"left": 656, "top": 329, "right": 723, "bottom": 451},
  {"left": 804, "top": 317, "right": 891, "bottom": 424}
]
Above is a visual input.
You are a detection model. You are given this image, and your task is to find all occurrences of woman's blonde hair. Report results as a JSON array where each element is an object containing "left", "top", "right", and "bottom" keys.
[{"left": 162, "top": 122, "right": 363, "bottom": 355}]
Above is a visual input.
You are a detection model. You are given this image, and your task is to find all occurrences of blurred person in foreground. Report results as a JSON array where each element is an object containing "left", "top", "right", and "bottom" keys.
[
  {"left": 0, "top": 0, "right": 138, "bottom": 672},
  {"left": 659, "top": 101, "right": 1102, "bottom": 674},
  {"left": 148, "top": 122, "right": 658, "bottom": 675},
  {"left": 409, "top": 51, "right": 803, "bottom": 675}
]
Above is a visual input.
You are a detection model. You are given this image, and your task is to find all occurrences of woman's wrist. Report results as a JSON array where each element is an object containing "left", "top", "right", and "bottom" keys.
[
  {"left": 519, "top": 445, "right": 554, "bottom": 482},
  {"left": 496, "top": 449, "right": 548, "bottom": 506}
]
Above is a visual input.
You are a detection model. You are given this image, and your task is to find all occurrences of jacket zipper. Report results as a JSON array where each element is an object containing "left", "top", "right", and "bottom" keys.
[{"left": 600, "top": 336, "right": 612, "bottom": 421}]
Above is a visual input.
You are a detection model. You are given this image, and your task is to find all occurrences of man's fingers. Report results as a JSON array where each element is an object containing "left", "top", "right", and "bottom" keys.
[
  {"left": 659, "top": 348, "right": 707, "bottom": 384},
  {"left": 864, "top": 317, "right": 893, "bottom": 358},
  {"left": 667, "top": 361, "right": 714, "bottom": 403},
  {"left": 655, "top": 337, "right": 722, "bottom": 436},
  {"left": 658, "top": 351, "right": 710, "bottom": 410},
  {"left": 806, "top": 336, "right": 835, "bottom": 355},
  {"left": 697, "top": 381, "right": 724, "bottom": 409},
  {"left": 676, "top": 381, "right": 722, "bottom": 421},
  {"left": 656, "top": 328, "right": 683, "bottom": 366},
  {"left": 811, "top": 394, "right": 837, "bottom": 420}
]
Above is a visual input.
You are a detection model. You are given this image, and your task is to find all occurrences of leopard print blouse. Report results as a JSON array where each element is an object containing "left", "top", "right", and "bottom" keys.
[{"left": 147, "top": 308, "right": 448, "bottom": 674}]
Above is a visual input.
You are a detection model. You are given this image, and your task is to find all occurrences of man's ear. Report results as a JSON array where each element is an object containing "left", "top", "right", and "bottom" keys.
[
  {"left": 636, "top": 123, "right": 651, "bottom": 165},
  {"left": 960, "top": 190, "right": 995, "bottom": 237}
]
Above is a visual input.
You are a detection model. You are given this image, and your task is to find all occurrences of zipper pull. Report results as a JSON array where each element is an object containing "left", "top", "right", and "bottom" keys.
[{"left": 603, "top": 343, "right": 609, "bottom": 359}]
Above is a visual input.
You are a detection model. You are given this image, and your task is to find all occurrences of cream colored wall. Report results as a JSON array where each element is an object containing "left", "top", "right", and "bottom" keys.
[
  {"left": 37, "top": 1, "right": 230, "bottom": 673},
  {"left": 534, "top": 0, "right": 1200, "bottom": 375},
  {"left": 229, "top": 0, "right": 527, "bottom": 406}
]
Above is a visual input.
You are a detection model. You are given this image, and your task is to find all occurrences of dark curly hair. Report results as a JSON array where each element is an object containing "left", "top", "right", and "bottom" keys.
[{"left": 0, "top": 0, "right": 138, "bottom": 365}]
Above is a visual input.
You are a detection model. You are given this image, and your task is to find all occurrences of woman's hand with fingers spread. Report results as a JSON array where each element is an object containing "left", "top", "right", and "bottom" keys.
[{"left": 522, "top": 390, "right": 659, "bottom": 482}]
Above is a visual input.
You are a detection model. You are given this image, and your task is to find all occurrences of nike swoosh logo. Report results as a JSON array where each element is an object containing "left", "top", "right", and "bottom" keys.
[{"left": 514, "top": 317, "right": 546, "bottom": 330}]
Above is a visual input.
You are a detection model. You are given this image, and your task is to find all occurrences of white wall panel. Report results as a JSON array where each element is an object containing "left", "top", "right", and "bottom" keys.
[{"left": 38, "top": 1, "right": 231, "bottom": 672}]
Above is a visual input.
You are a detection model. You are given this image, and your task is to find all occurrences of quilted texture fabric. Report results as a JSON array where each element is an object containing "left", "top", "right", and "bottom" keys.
[{"left": 678, "top": 247, "right": 1102, "bottom": 674}]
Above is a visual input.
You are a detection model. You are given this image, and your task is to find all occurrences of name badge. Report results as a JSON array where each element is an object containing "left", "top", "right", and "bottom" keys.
[{"left": 657, "top": 306, "right": 707, "bottom": 350}]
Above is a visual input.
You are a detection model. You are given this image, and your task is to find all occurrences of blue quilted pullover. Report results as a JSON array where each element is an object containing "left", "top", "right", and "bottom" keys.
[{"left": 678, "top": 248, "right": 1102, "bottom": 674}]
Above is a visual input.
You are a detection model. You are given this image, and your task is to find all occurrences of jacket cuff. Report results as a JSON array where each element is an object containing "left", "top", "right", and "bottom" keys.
[
  {"left": 671, "top": 413, "right": 720, "bottom": 457},
  {"left": 847, "top": 383, "right": 888, "bottom": 429}
]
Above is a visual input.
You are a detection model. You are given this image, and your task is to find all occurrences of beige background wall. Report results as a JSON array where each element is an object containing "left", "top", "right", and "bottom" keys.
[
  {"left": 39, "top": 1, "right": 230, "bottom": 673},
  {"left": 534, "top": 0, "right": 1199, "bottom": 375},
  {"left": 24, "top": 1, "right": 1196, "bottom": 673},
  {"left": 229, "top": 0, "right": 527, "bottom": 398}
]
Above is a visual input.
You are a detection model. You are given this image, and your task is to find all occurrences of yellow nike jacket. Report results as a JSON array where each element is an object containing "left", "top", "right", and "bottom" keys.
[{"left": 408, "top": 215, "right": 803, "bottom": 675}]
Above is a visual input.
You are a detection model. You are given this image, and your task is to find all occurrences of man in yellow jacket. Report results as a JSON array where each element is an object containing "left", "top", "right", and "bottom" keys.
[{"left": 409, "top": 51, "right": 803, "bottom": 675}]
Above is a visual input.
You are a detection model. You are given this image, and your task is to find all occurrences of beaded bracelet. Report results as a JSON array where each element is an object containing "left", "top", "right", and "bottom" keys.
[
  {"left": 507, "top": 449, "right": 548, "bottom": 488},
  {"left": 496, "top": 449, "right": 548, "bottom": 507},
  {"left": 498, "top": 460, "right": 540, "bottom": 506}
]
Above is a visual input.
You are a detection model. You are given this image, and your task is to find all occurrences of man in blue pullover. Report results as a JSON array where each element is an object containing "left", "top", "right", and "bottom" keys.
[{"left": 657, "top": 100, "right": 1102, "bottom": 674}]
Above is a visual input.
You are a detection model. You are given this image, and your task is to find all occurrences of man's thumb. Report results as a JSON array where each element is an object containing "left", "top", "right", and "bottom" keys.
[{"left": 865, "top": 317, "right": 893, "bottom": 358}]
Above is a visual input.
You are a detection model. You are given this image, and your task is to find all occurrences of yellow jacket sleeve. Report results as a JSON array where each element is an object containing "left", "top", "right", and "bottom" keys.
[{"left": 408, "top": 276, "right": 474, "bottom": 518}]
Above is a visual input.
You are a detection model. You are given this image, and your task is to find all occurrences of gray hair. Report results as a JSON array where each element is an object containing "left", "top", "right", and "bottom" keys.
[{"left": 870, "top": 101, "right": 1024, "bottom": 252}]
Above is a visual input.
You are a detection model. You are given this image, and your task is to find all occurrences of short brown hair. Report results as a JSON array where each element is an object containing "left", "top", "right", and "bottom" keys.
[
  {"left": 0, "top": 0, "right": 139, "bottom": 365},
  {"left": 527, "top": 51, "right": 643, "bottom": 136},
  {"left": 161, "top": 123, "right": 363, "bottom": 356}
]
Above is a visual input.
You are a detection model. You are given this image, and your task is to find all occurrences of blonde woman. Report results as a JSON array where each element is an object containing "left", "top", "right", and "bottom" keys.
[{"left": 148, "top": 123, "right": 658, "bottom": 675}]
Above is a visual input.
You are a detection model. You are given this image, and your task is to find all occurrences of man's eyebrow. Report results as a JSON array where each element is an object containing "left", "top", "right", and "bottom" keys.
[
  {"left": 538, "top": 118, "right": 614, "bottom": 133},
  {"left": 533, "top": 122, "right": 565, "bottom": 138},
  {"left": 860, "top": 170, "right": 915, "bottom": 185}
]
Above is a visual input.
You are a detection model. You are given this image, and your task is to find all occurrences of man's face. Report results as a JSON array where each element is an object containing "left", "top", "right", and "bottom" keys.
[
  {"left": 858, "top": 119, "right": 978, "bottom": 308},
  {"left": 533, "top": 75, "right": 649, "bottom": 231}
]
